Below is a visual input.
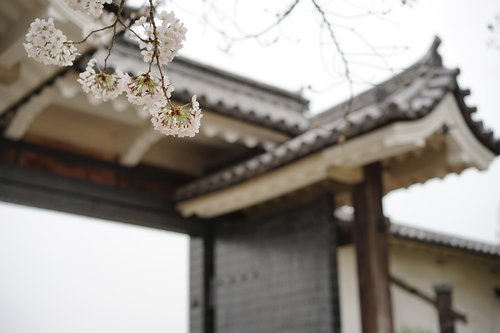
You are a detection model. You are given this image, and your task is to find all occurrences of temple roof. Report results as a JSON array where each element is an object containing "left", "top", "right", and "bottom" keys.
[
  {"left": 175, "top": 37, "right": 500, "bottom": 201},
  {"left": 0, "top": 2, "right": 498, "bottom": 219}
]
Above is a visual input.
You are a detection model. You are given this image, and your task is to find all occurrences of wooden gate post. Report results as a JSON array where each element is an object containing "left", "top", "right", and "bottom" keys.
[
  {"left": 189, "top": 225, "right": 215, "bottom": 333},
  {"left": 434, "top": 283, "right": 455, "bottom": 333},
  {"left": 353, "top": 162, "right": 394, "bottom": 333}
]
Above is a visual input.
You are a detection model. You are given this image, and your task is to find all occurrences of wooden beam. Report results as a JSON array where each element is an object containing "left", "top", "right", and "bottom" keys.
[
  {"left": 0, "top": 138, "right": 205, "bottom": 235},
  {"left": 0, "top": 161, "right": 206, "bottom": 235},
  {"left": 203, "top": 225, "right": 215, "bottom": 333},
  {"left": 4, "top": 86, "right": 55, "bottom": 140},
  {"left": 353, "top": 162, "right": 394, "bottom": 333},
  {"left": 435, "top": 284, "right": 458, "bottom": 333},
  {"left": 119, "top": 125, "right": 163, "bottom": 167},
  {"left": 391, "top": 276, "right": 467, "bottom": 324},
  {"left": 328, "top": 193, "right": 342, "bottom": 333}
]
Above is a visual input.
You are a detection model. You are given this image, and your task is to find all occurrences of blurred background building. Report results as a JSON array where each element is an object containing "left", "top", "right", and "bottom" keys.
[{"left": 0, "top": 1, "right": 499, "bottom": 333}]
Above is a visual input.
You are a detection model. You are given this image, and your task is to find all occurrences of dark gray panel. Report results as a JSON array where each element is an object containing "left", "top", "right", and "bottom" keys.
[
  {"left": 213, "top": 195, "right": 340, "bottom": 333},
  {"left": 190, "top": 237, "right": 205, "bottom": 333}
]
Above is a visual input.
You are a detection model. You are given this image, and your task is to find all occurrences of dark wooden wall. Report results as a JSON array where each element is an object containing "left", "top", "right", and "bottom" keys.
[
  {"left": 190, "top": 193, "right": 341, "bottom": 333},
  {"left": 0, "top": 138, "right": 206, "bottom": 235}
]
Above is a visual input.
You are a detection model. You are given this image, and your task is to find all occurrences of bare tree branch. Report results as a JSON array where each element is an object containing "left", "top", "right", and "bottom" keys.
[{"left": 311, "top": 0, "right": 354, "bottom": 137}]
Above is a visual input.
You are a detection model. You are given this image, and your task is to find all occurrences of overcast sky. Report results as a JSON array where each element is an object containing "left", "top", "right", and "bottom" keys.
[
  {"left": 1, "top": 0, "right": 499, "bottom": 332},
  {"left": 0, "top": 202, "right": 189, "bottom": 333}
]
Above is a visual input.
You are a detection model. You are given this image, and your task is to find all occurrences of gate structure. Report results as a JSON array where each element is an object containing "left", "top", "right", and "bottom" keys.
[{"left": 1, "top": 2, "right": 499, "bottom": 332}]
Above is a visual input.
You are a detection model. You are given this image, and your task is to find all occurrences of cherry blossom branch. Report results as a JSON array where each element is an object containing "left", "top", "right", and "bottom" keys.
[
  {"left": 68, "top": 23, "right": 116, "bottom": 45},
  {"left": 117, "top": 17, "right": 149, "bottom": 43},
  {"left": 25, "top": 0, "right": 200, "bottom": 138},
  {"left": 147, "top": 0, "right": 176, "bottom": 111}
]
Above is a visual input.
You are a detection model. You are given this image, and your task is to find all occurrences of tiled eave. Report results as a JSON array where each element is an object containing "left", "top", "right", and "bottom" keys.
[
  {"left": 389, "top": 223, "right": 500, "bottom": 259},
  {"left": 175, "top": 37, "right": 499, "bottom": 204},
  {"left": 336, "top": 209, "right": 500, "bottom": 259},
  {"left": 175, "top": 89, "right": 499, "bottom": 203},
  {"left": 175, "top": 38, "right": 499, "bottom": 218},
  {"left": 175, "top": 92, "right": 496, "bottom": 218}
]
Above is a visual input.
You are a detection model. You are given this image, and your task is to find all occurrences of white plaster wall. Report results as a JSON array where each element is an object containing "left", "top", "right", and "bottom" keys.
[
  {"left": 338, "top": 245, "right": 362, "bottom": 333},
  {"left": 338, "top": 243, "right": 500, "bottom": 333}
]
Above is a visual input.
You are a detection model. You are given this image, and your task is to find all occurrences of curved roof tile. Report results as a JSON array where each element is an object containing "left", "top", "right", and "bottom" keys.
[
  {"left": 389, "top": 223, "right": 500, "bottom": 258},
  {"left": 175, "top": 37, "right": 499, "bottom": 201}
]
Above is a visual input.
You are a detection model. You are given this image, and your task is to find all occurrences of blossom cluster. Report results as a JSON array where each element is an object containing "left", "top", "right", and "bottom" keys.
[
  {"left": 64, "top": 0, "right": 112, "bottom": 17},
  {"left": 23, "top": 18, "right": 77, "bottom": 66},
  {"left": 78, "top": 58, "right": 129, "bottom": 101},
  {"left": 126, "top": 73, "right": 169, "bottom": 108},
  {"left": 129, "top": 11, "right": 187, "bottom": 65},
  {"left": 24, "top": 2, "right": 202, "bottom": 138},
  {"left": 77, "top": 58, "right": 202, "bottom": 137},
  {"left": 151, "top": 95, "right": 203, "bottom": 138}
]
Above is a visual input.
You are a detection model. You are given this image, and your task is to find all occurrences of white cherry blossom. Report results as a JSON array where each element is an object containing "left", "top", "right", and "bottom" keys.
[
  {"left": 129, "top": 11, "right": 186, "bottom": 65},
  {"left": 24, "top": 18, "right": 77, "bottom": 66},
  {"left": 78, "top": 58, "right": 130, "bottom": 101},
  {"left": 126, "top": 73, "right": 174, "bottom": 110},
  {"left": 151, "top": 95, "right": 202, "bottom": 138},
  {"left": 64, "top": 0, "right": 112, "bottom": 17},
  {"left": 25, "top": 2, "right": 201, "bottom": 138}
]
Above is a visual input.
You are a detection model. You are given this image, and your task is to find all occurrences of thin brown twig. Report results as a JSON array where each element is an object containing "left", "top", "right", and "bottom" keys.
[
  {"left": 232, "top": 0, "right": 300, "bottom": 41},
  {"left": 205, "top": 0, "right": 301, "bottom": 51},
  {"left": 117, "top": 17, "right": 150, "bottom": 43},
  {"left": 148, "top": 0, "right": 175, "bottom": 110},
  {"left": 330, "top": 22, "right": 398, "bottom": 76},
  {"left": 104, "top": 0, "right": 126, "bottom": 69},
  {"left": 67, "top": 23, "right": 116, "bottom": 45},
  {"left": 310, "top": 0, "right": 354, "bottom": 139},
  {"left": 322, "top": 8, "right": 391, "bottom": 20}
]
